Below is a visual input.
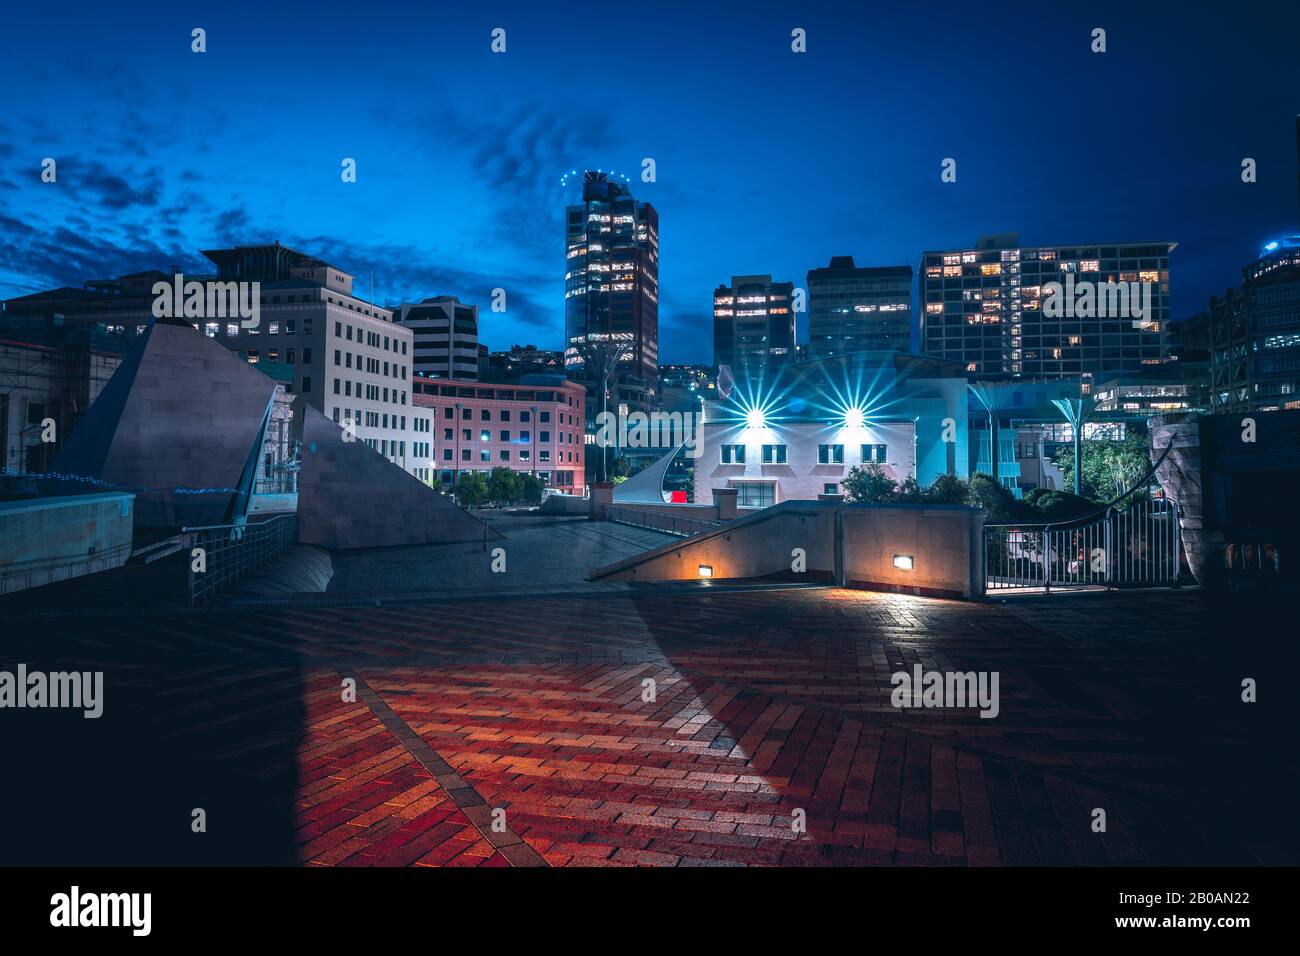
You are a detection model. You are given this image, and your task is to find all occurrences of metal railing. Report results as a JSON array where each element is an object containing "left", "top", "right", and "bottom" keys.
[
  {"left": 184, "top": 513, "right": 298, "bottom": 605},
  {"left": 984, "top": 497, "right": 1181, "bottom": 591},
  {"left": 605, "top": 504, "right": 721, "bottom": 538}
]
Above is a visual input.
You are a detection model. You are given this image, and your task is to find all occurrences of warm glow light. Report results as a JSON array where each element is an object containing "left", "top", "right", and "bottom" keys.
[
  {"left": 893, "top": 554, "right": 914, "bottom": 571},
  {"left": 745, "top": 409, "right": 766, "bottom": 429},
  {"left": 698, "top": 565, "right": 714, "bottom": 578}
]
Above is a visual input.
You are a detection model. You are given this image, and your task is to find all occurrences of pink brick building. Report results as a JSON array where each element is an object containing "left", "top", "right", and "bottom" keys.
[{"left": 411, "top": 375, "right": 585, "bottom": 494}]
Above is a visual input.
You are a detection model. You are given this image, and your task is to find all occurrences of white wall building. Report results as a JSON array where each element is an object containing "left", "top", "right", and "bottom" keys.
[{"left": 698, "top": 410, "right": 916, "bottom": 508}]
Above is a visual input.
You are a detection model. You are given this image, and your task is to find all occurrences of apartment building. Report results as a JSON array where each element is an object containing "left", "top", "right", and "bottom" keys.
[{"left": 921, "top": 233, "right": 1174, "bottom": 380}]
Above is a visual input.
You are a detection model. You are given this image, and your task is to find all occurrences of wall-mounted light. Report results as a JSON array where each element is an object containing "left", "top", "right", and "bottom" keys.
[
  {"left": 843, "top": 406, "right": 866, "bottom": 429},
  {"left": 698, "top": 565, "right": 714, "bottom": 578},
  {"left": 745, "top": 409, "right": 766, "bottom": 429},
  {"left": 893, "top": 554, "right": 914, "bottom": 571}
]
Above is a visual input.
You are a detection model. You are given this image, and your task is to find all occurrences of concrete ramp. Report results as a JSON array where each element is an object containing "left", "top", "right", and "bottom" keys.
[{"left": 589, "top": 500, "right": 986, "bottom": 599}]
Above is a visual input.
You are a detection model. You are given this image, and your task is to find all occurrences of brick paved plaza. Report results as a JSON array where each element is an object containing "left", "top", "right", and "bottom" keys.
[{"left": 2, "top": 516, "right": 1295, "bottom": 868}]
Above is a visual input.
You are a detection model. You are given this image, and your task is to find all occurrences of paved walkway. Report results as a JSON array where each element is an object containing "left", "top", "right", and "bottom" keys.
[{"left": 3, "top": 584, "right": 1294, "bottom": 867}]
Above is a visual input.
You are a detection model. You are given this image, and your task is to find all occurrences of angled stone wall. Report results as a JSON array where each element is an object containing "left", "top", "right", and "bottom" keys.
[{"left": 294, "top": 403, "right": 495, "bottom": 550}]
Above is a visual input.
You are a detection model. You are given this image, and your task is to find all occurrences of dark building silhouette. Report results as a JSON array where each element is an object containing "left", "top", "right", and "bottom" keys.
[
  {"left": 807, "top": 257, "right": 913, "bottom": 357},
  {"left": 712, "top": 274, "right": 795, "bottom": 385}
]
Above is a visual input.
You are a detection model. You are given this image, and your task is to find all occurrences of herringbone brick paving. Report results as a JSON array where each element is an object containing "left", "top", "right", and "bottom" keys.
[{"left": 3, "top": 585, "right": 1294, "bottom": 866}]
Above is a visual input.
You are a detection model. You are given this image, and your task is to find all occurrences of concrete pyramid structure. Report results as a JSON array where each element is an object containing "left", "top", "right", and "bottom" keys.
[
  {"left": 53, "top": 318, "right": 495, "bottom": 546},
  {"left": 52, "top": 319, "right": 277, "bottom": 527},
  {"left": 293, "top": 399, "right": 494, "bottom": 549}
]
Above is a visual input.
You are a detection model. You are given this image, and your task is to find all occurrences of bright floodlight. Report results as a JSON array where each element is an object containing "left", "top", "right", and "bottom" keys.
[
  {"left": 745, "top": 408, "right": 766, "bottom": 429},
  {"left": 844, "top": 406, "right": 866, "bottom": 429}
]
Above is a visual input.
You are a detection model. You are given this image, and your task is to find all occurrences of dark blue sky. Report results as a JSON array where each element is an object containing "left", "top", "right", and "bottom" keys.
[{"left": 1, "top": 0, "right": 1297, "bottom": 362}]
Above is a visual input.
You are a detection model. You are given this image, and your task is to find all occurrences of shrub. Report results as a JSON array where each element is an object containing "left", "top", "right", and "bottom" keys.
[
  {"left": 1023, "top": 488, "right": 1095, "bottom": 522},
  {"left": 842, "top": 463, "right": 899, "bottom": 503},
  {"left": 924, "top": 473, "right": 969, "bottom": 504}
]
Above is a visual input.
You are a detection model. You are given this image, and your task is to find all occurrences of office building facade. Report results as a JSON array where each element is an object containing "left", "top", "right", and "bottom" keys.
[
  {"left": 195, "top": 244, "right": 415, "bottom": 471},
  {"left": 1208, "top": 237, "right": 1300, "bottom": 413},
  {"left": 807, "top": 257, "right": 913, "bottom": 358},
  {"left": 392, "top": 296, "right": 479, "bottom": 381},
  {"left": 0, "top": 317, "right": 126, "bottom": 477},
  {"left": 920, "top": 233, "right": 1174, "bottom": 380},
  {"left": 712, "top": 275, "right": 795, "bottom": 384},
  {"left": 563, "top": 171, "right": 659, "bottom": 411},
  {"left": 410, "top": 375, "right": 585, "bottom": 493}
]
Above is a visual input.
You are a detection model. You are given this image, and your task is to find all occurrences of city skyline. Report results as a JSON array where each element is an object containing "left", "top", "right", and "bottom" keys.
[{"left": 2, "top": 1, "right": 1299, "bottom": 365}]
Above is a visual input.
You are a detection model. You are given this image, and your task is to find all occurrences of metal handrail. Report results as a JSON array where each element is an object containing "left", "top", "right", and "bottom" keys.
[
  {"left": 605, "top": 504, "right": 721, "bottom": 538},
  {"left": 184, "top": 513, "right": 299, "bottom": 604}
]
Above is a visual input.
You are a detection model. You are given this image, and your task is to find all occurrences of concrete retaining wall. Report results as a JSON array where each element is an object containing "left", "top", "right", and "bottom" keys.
[
  {"left": 590, "top": 501, "right": 985, "bottom": 599},
  {"left": 539, "top": 493, "right": 588, "bottom": 516},
  {"left": 841, "top": 506, "right": 984, "bottom": 597},
  {"left": 0, "top": 493, "right": 135, "bottom": 594}
]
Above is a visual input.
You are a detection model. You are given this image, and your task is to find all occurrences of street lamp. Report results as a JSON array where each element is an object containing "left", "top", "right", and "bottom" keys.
[
  {"left": 454, "top": 402, "right": 462, "bottom": 488},
  {"left": 575, "top": 338, "right": 633, "bottom": 483},
  {"left": 1051, "top": 397, "right": 1090, "bottom": 496}
]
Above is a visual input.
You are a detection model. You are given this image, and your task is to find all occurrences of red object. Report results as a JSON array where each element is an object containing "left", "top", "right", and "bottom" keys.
[{"left": 670, "top": 490, "right": 687, "bottom": 503}]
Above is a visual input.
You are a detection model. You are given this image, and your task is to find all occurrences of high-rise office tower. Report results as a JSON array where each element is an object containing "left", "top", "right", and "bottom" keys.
[
  {"left": 807, "top": 257, "right": 913, "bottom": 358},
  {"left": 563, "top": 171, "right": 659, "bottom": 413},
  {"left": 920, "top": 233, "right": 1174, "bottom": 379},
  {"left": 712, "top": 275, "right": 796, "bottom": 384}
]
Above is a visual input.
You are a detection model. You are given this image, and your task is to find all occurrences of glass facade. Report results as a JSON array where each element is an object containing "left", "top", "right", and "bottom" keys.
[{"left": 563, "top": 171, "right": 659, "bottom": 390}]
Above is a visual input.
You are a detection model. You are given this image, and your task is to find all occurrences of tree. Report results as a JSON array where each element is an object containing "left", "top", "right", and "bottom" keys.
[
  {"left": 486, "top": 467, "right": 522, "bottom": 507},
  {"left": 516, "top": 472, "right": 544, "bottom": 507},
  {"left": 453, "top": 472, "right": 489, "bottom": 508},
  {"left": 1053, "top": 431, "right": 1150, "bottom": 504},
  {"left": 842, "top": 464, "right": 900, "bottom": 503}
]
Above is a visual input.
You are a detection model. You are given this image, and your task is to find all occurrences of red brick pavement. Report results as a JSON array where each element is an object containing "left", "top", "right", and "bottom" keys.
[{"left": 4, "top": 586, "right": 1294, "bottom": 866}]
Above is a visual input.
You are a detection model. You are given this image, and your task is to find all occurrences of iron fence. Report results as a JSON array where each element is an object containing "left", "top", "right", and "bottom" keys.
[
  {"left": 605, "top": 504, "right": 721, "bottom": 538},
  {"left": 984, "top": 497, "right": 1181, "bottom": 591},
  {"left": 184, "top": 513, "right": 298, "bottom": 605}
]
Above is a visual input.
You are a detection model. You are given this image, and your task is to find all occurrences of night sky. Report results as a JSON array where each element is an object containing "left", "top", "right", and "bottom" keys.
[{"left": 1, "top": 0, "right": 1297, "bottom": 362}]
